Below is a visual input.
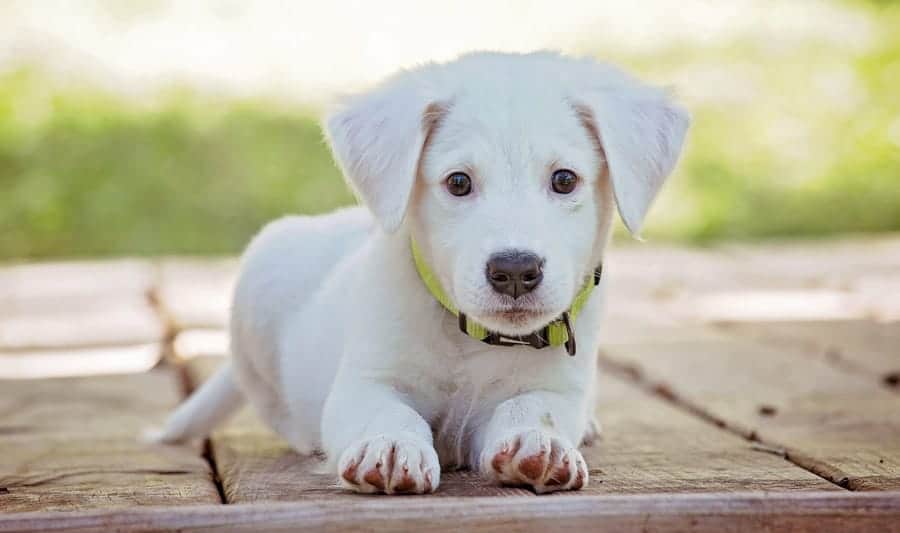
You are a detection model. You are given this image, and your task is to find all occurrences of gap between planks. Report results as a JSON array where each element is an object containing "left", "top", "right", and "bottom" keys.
[
  {"left": 170, "top": 344, "right": 228, "bottom": 505},
  {"left": 596, "top": 352, "right": 857, "bottom": 491},
  {"left": 184, "top": 354, "right": 841, "bottom": 501},
  {"left": 145, "top": 262, "right": 180, "bottom": 364},
  {"left": 146, "top": 261, "right": 228, "bottom": 505},
  {"left": 150, "top": 253, "right": 897, "bottom": 502}
]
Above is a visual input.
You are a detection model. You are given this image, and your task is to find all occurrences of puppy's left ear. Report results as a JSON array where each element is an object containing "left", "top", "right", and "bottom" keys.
[
  {"left": 324, "top": 71, "right": 445, "bottom": 232},
  {"left": 574, "top": 68, "right": 690, "bottom": 236}
]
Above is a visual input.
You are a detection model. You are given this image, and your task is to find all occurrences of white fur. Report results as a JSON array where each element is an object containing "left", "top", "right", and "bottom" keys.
[{"left": 155, "top": 51, "right": 688, "bottom": 494}]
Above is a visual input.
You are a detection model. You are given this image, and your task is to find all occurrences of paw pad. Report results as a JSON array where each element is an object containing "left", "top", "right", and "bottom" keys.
[
  {"left": 338, "top": 435, "right": 440, "bottom": 494},
  {"left": 482, "top": 429, "right": 588, "bottom": 493}
]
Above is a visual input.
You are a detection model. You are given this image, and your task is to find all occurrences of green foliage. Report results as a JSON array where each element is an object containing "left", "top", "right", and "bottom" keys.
[
  {"left": 0, "top": 75, "right": 351, "bottom": 258},
  {"left": 1, "top": 1, "right": 899, "bottom": 259},
  {"left": 620, "top": 0, "right": 900, "bottom": 242}
]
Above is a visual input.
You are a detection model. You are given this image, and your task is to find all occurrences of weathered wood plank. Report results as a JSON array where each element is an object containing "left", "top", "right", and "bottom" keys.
[
  {"left": 211, "top": 423, "right": 534, "bottom": 501},
  {"left": 605, "top": 236, "right": 900, "bottom": 325},
  {"left": 186, "top": 355, "right": 836, "bottom": 500},
  {"left": 601, "top": 238, "right": 900, "bottom": 490},
  {"left": 173, "top": 329, "right": 229, "bottom": 360},
  {"left": 611, "top": 235, "right": 900, "bottom": 294},
  {"left": 156, "top": 259, "right": 237, "bottom": 330},
  {"left": 599, "top": 332, "right": 900, "bottom": 491},
  {"left": 0, "top": 366, "right": 221, "bottom": 512},
  {"left": 721, "top": 236, "right": 900, "bottom": 290},
  {"left": 717, "top": 320, "right": 900, "bottom": 387},
  {"left": 2, "top": 492, "right": 899, "bottom": 532},
  {"left": 0, "top": 343, "right": 161, "bottom": 379},
  {"left": 185, "top": 358, "right": 534, "bottom": 501},
  {"left": 0, "top": 260, "right": 163, "bottom": 351},
  {"left": 585, "top": 376, "right": 839, "bottom": 494}
]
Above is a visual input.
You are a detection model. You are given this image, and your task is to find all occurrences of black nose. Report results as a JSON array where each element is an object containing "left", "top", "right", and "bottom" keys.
[{"left": 486, "top": 250, "right": 544, "bottom": 299}]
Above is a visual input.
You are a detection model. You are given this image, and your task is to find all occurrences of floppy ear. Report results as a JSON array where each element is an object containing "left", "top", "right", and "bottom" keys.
[
  {"left": 574, "top": 72, "right": 690, "bottom": 236},
  {"left": 324, "top": 72, "right": 444, "bottom": 232}
]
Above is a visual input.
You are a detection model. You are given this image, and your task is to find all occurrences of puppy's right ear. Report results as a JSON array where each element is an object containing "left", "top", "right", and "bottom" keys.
[{"left": 324, "top": 71, "right": 445, "bottom": 232}]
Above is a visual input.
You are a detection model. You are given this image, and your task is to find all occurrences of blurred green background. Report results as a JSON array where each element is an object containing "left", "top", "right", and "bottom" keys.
[{"left": 2, "top": 0, "right": 899, "bottom": 260}]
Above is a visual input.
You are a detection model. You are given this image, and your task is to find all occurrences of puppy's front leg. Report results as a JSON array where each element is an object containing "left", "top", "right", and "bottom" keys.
[
  {"left": 476, "top": 391, "right": 588, "bottom": 493},
  {"left": 322, "top": 381, "right": 439, "bottom": 494}
]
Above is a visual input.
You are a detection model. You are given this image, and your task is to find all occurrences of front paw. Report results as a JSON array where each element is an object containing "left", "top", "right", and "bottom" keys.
[
  {"left": 338, "top": 433, "right": 440, "bottom": 494},
  {"left": 480, "top": 429, "right": 587, "bottom": 494}
]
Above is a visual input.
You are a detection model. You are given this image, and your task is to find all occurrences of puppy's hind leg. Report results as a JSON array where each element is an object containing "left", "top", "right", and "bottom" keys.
[{"left": 146, "top": 362, "right": 245, "bottom": 444}]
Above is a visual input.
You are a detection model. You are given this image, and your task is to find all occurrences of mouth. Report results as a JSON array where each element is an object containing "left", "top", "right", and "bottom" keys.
[
  {"left": 486, "top": 313, "right": 542, "bottom": 332},
  {"left": 486, "top": 307, "right": 544, "bottom": 321},
  {"left": 474, "top": 300, "right": 559, "bottom": 335}
]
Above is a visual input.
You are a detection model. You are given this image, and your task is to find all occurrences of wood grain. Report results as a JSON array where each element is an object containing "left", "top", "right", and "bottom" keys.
[
  {"left": 0, "top": 366, "right": 221, "bottom": 512},
  {"left": 717, "top": 320, "right": 900, "bottom": 386},
  {"left": 585, "top": 375, "right": 839, "bottom": 494},
  {"left": 599, "top": 332, "right": 900, "bottom": 491},
  {"left": 604, "top": 236, "right": 900, "bottom": 325},
  {"left": 185, "top": 358, "right": 534, "bottom": 501},
  {"left": 3, "top": 236, "right": 897, "bottom": 524},
  {"left": 2, "top": 492, "right": 899, "bottom": 532},
  {"left": 610, "top": 235, "right": 900, "bottom": 294},
  {"left": 0, "top": 260, "right": 163, "bottom": 351},
  {"left": 599, "top": 238, "right": 900, "bottom": 491},
  {"left": 0, "top": 343, "right": 161, "bottom": 379},
  {"left": 721, "top": 236, "right": 900, "bottom": 291},
  {"left": 186, "top": 356, "right": 836, "bottom": 502}
]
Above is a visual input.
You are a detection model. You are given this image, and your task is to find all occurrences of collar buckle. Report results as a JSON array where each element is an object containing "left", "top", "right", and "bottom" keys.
[
  {"left": 484, "top": 327, "right": 551, "bottom": 350},
  {"left": 561, "top": 311, "right": 576, "bottom": 356},
  {"left": 460, "top": 312, "right": 551, "bottom": 349}
]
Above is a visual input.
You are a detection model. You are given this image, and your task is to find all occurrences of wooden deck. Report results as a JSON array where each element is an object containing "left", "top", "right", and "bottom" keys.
[{"left": 1, "top": 237, "right": 899, "bottom": 531}]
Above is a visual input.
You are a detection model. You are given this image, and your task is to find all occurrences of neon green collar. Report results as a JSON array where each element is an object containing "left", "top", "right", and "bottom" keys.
[{"left": 411, "top": 239, "right": 601, "bottom": 356}]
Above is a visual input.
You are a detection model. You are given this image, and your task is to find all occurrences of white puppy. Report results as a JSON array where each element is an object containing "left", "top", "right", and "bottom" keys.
[{"left": 156, "top": 51, "right": 688, "bottom": 494}]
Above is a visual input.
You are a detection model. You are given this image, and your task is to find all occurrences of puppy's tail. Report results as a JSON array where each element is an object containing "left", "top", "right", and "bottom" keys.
[{"left": 147, "top": 362, "right": 245, "bottom": 444}]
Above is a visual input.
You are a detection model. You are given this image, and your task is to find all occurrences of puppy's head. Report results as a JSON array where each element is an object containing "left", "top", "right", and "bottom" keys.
[{"left": 326, "top": 52, "right": 689, "bottom": 336}]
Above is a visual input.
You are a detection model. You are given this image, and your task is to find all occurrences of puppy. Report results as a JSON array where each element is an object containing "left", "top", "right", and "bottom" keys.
[{"left": 155, "top": 51, "right": 689, "bottom": 494}]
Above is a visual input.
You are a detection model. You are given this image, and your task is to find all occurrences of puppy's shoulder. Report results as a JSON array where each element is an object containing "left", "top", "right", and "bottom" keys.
[{"left": 247, "top": 208, "right": 372, "bottom": 252}]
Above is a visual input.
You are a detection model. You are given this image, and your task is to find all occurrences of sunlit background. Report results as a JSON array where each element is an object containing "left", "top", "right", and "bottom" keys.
[{"left": 1, "top": 0, "right": 899, "bottom": 259}]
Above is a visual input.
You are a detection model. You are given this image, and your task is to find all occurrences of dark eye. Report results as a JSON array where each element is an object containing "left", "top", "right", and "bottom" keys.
[
  {"left": 446, "top": 172, "right": 472, "bottom": 196},
  {"left": 551, "top": 169, "right": 578, "bottom": 194}
]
